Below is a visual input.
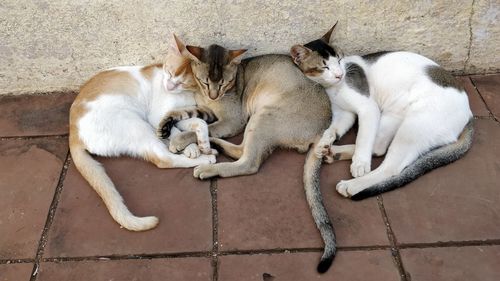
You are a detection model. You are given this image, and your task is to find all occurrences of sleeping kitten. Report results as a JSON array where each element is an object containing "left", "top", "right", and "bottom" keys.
[
  {"left": 161, "top": 45, "right": 337, "bottom": 273},
  {"left": 291, "top": 23, "right": 473, "bottom": 200},
  {"left": 69, "top": 35, "right": 216, "bottom": 232}
]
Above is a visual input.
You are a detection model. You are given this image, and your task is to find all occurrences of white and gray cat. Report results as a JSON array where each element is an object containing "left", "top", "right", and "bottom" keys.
[
  {"left": 291, "top": 23, "right": 473, "bottom": 200},
  {"left": 69, "top": 35, "right": 217, "bottom": 232}
]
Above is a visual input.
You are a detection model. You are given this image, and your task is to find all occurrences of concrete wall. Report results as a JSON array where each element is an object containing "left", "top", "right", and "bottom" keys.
[{"left": 0, "top": 0, "right": 498, "bottom": 95}]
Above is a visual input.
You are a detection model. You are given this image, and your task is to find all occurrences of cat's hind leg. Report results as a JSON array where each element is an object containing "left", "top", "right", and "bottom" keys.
[
  {"left": 336, "top": 113, "right": 456, "bottom": 198},
  {"left": 372, "top": 113, "right": 402, "bottom": 157},
  {"left": 209, "top": 137, "right": 243, "bottom": 160}
]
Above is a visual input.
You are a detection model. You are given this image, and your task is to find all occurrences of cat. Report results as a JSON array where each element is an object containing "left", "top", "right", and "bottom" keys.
[
  {"left": 69, "top": 35, "right": 217, "bottom": 232},
  {"left": 160, "top": 45, "right": 339, "bottom": 273},
  {"left": 290, "top": 23, "right": 474, "bottom": 200}
]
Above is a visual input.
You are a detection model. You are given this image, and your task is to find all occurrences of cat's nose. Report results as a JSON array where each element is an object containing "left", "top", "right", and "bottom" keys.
[{"left": 335, "top": 73, "right": 343, "bottom": 79}]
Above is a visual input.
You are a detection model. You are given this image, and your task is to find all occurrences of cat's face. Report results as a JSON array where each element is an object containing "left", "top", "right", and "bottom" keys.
[
  {"left": 162, "top": 35, "right": 197, "bottom": 93},
  {"left": 290, "top": 23, "right": 345, "bottom": 88},
  {"left": 184, "top": 44, "right": 247, "bottom": 100}
]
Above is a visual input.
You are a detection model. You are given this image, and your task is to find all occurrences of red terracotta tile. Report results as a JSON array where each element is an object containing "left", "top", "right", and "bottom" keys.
[
  {"left": 0, "top": 138, "right": 67, "bottom": 259},
  {"left": 457, "top": 76, "right": 490, "bottom": 117},
  {"left": 0, "top": 93, "right": 76, "bottom": 137},
  {"left": 217, "top": 129, "right": 388, "bottom": 251},
  {"left": 45, "top": 156, "right": 213, "bottom": 257},
  {"left": 0, "top": 263, "right": 34, "bottom": 281},
  {"left": 471, "top": 74, "right": 500, "bottom": 118},
  {"left": 218, "top": 250, "right": 400, "bottom": 281},
  {"left": 382, "top": 119, "right": 500, "bottom": 244},
  {"left": 37, "top": 258, "right": 211, "bottom": 281},
  {"left": 401, "top": 246, "right": 500, "bottom": 281}
]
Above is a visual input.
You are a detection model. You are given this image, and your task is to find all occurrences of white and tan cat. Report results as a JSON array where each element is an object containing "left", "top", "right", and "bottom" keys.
[
  {"left": 69, "top": 35, "right": 216, "bottom": 231},
  {"left": 291, "top": 24, "right": 473, "bottom": 200}
]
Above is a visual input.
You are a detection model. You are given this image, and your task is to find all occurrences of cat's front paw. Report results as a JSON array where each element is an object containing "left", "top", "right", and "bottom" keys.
[
  {"left": 169, "top": 132, "right": 195, "bottom": 153},
  {"left": 350, "top": 158, "right": 371, "bottom": 178},
  {"left": 183, "top": 143, "right": 201, "bottom": 159},
  {"left": 193, "top": 164, "right": 219, "bottom": 180},
  {"left": 336, "top": 179, "right": 365, "bottom": 198},
  {"left": 315, "top": 142, "right": 331, "bottom": 159}
]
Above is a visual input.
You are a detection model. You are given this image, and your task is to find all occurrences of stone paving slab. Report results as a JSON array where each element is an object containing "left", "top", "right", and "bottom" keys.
[
  {"left": 0, "top": 138, "right": 68, "bottom": 260},
  {"left": 45, "top": 157, "right": 213, "bottom": 257},
  {"left": 218, "top": 250, "right": 401, "bottom": 281},
  {"left": 401, "top": 246, "right": 500, "bottom": 281},
  {"left": 0, "top": 263, "right": 34, "bottom": 281},
  {"left": 0, "top": 93, "right": 76, "bottom": 137},
  {"left": 37, "top": 258, "right": 212, "bottom": 281},
  {"left": 458, "top": 76, "right": 490, "bottom": 117},
  {"left": 471, "top": 74, "right": 500, "bottom": 118},
  {"left": 382, "top": 119, "right": 500, "bottom": 244}
]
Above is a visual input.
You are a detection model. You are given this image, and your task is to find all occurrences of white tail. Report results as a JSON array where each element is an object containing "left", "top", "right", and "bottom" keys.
[{"left": 70, "top": 145, "right": 159, "bottom": 231}]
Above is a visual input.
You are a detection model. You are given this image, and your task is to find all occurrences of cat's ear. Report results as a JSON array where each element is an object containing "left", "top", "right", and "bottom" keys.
[
  {"left": 228, "top": 49, "right": 247, "bottom": 64},
  {"left": 290, "top": 45, "right": 311, "bottom": 65},
  {"left": 321, "top": 21, "right": 338, "bottom": 43},
  {"left": 185, "top": 45, "right": 204, "bottom": 62},
  {"left": 169, "top": 33, "right": 186, "bottom": 55}
]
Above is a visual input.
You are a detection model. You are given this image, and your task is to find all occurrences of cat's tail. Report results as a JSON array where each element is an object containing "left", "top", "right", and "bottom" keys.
[
  {"left": 70, "top": 142, "right": 159, "bottom": 231},
  {"left": 351, "top": 118, "right": 474, "bottom": 200},
  {"left": 304, "top": 143, "right": 337, "bottom": 273}
]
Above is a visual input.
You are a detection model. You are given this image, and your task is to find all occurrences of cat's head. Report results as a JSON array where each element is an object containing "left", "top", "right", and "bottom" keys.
[
  {"left": 183, "top": 44, "right": 247, "bottom": 100},
  {"left": 163, "top": 34, "right": 198, "bottom": 93},
  {"left": 290, "top": 22, "right": 344, "bottom": 88}
]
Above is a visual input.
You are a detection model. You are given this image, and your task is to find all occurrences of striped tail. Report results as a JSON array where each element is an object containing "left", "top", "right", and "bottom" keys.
[{"left": 304, "top": 144, "right": 337, "bottom": 273}]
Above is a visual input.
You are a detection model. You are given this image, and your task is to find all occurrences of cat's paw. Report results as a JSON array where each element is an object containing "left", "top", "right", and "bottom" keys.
[
  {"left": 193, "top": 164, "right": 219, "bottom": 180},
  {"left": 336, "top": 180, "right": 351, "bottom": 197},
  {"left": 197, "top": 154, "right": 217, "bottom": 165},
  {"left": 336, "top": 179, "right": 365, "bottom": 198},
  {"left": 315, "top": 142, "right": 331, "bottom": 159},
  {"left": 183, "top": 143, "right": 201, "bottom": 159},
  {"left": 169, "top": 132, "right": 195, "bottom": 153},
  {"left": 350, "top": 158, "right": 371, "bottom": 178}
]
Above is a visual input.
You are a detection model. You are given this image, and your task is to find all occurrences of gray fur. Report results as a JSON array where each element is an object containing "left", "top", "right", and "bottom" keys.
[
  {"left": 426, "top": 65, "right": 464, "bottom": 91},
  {"left": 352, "top": 118, "right": 474, "bottom": 200},
  {"left": 168, "top": 54, "right": 337, "bottom": 272},
  {"left": 345, "top": 63, "right": 369, "bottom": 96}
]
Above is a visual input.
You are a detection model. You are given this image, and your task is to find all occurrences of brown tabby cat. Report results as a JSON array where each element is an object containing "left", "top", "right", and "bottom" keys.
[{"left": 160, "top": 45, "right": 343, "bottom": 273}]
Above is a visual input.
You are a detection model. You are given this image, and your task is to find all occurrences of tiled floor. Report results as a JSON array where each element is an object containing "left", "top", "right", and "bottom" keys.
[{"left": 0, "top": 75, "right": 499, "bottom": 281}]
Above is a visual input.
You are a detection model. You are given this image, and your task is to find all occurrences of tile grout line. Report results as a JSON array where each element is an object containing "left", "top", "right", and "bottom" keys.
[
  {"left": 29, "top": 152, "right": 71, "bottom": 281},
  {"left": 377, "top": 196, "right": 408, "bottom": 281},
  {"left": 0, "top": 134, "right": 69, "bottom": 141},
  {"left": 210, "top": 179, "right": 219, "bottom": 281},
  {"left": 468, "top": 76, "right": 499, "bottom": 123}
]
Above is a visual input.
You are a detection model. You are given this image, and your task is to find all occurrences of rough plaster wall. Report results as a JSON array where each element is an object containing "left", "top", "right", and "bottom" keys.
[{"left": 0, "top": 0, "right": 498, "bottom": 95}]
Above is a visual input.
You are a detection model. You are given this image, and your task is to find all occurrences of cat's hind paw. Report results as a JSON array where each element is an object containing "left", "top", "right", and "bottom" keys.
[
  {"left": 183, "top": 143, "right": 201, "bottom": 159},
  {"left": 193, "top": 163, "right": 219, "bottom": 179}
]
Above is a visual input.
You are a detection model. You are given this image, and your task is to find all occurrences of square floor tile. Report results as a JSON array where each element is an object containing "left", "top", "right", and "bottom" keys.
[
  {"left": 217, "top": 129, "right": 388, "bottom": 251},
  {"left": 401, "top": 246, "right": 500, "bottom": 281},
  {"left": 0, "top": 263, "right": 34, "bottom": 281},
  {"left": 457, "top": 76, "right": 490, "bottom": 117},
  {"left": 471, "top": 74, "right": 500, "bottom": 118},
  {"left": 0, "top": 138, "right": 67, "bottom": 259},
  {"left": 45, "top": 156, "right": 213, "bottom": 257},
  {"left": 382, "top": 119, "right": 500, "bottom": 244},
  {"left": 218, "top": 250, "right": 400, "bottom": 281},
  {"left": 37, "top": 258, "right": 211, "bottom": 281},
  {"left": 0, "top": 93, "right": 76, "bottom": 137}
]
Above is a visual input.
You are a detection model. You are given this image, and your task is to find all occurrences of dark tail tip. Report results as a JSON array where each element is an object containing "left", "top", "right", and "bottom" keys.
[{"left": 317, "top": 255, "right": 334, "bottom": 274}]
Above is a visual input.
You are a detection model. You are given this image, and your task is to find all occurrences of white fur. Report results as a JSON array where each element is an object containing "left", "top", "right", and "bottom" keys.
[{"left": 315, "top": 51, "right": 472, "bottom": 197}]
